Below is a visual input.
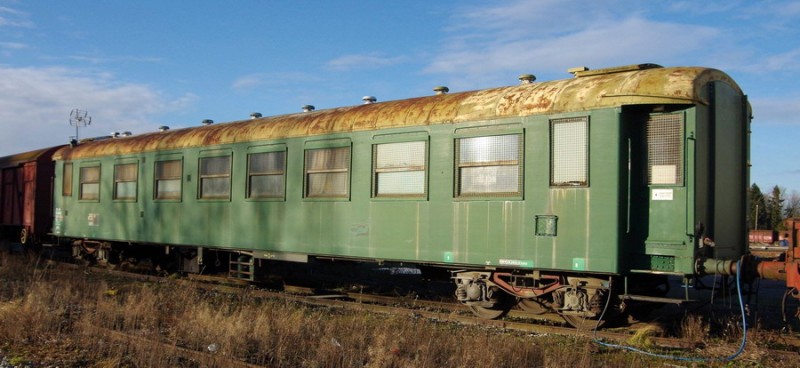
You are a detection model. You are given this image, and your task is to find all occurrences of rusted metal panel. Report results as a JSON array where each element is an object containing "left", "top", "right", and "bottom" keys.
[
  {"left": 0, "top": 146, "right": 60, "bottom": 238},
  {"left": 0, "top": 146, "right": 61, "bottom": 169},
  {"left": 0, "top": 167, "right": 22, "bottom": 225},
  {"left": 22, "top": 163, "right": 36, "bottom": 228},
  {"left": 53, "top": 66, "right": 743, "bottom": 161}
]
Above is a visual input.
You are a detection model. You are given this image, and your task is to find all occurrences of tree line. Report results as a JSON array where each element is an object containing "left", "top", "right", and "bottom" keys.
[{"left": 749, "top": 184, "right": 800, "bottom": 231}]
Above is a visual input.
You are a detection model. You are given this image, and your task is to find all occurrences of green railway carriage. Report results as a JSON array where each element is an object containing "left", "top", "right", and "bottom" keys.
[{"left": 51, "top": 63, "right": 751, "bottom": 325}]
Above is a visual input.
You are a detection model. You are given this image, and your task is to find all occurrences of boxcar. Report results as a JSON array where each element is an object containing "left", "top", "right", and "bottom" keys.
[
  {"left": 51, "top": 64, "right": 751, "bottom": 326},
  {"left": 0, "top": 146, "right": 62, "bottom": 244}
]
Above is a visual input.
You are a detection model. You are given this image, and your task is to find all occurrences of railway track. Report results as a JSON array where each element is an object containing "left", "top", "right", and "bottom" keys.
[{"left": 52, "top": 261, "right": 800, "bottom": 362}]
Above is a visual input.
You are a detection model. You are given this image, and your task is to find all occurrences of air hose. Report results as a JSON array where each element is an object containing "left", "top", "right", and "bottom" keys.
[{"left": 592, "top": 259, "right": 747, "bottom": 362}]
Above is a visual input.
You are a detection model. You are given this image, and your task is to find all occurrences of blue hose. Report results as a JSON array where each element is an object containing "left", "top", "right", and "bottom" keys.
[{"left": 592, "top": 259, "right": 747, "bottom": 362}]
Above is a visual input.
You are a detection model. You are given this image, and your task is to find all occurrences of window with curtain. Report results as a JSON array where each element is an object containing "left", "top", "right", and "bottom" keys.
[
  {"left": 113, "top": 163, "right": 138, "bottom": 200},
  {"left": 305, "top": 147, "right": 350, "bottom": 198},
  {"left": 62, "top": 162, "right": 73, "bottom": 197},
  {"left": 79, "top": 166, "right": 100, "bottom": 200},
  {"left": 248, "top": 151, "right": 286, "bottom": 199},
  {"left": 155, "top": 159, "right": 182, "bottom": 200},
  {"left": 199, "top": 156, "right": 231, "bottom": 199}
]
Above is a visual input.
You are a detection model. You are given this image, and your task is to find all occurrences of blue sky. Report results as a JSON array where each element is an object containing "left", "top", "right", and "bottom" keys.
[{"left": 1, "top": 1, "right": 798, "bottom": 194}]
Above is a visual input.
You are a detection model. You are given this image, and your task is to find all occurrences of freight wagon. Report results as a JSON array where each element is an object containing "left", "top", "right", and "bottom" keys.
[{"left": 0, "top": 146, "right": 63, "bottom": 245}]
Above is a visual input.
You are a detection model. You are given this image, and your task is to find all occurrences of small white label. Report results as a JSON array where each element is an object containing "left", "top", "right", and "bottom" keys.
[{"left": 652, "top": 189, "right": 674, "bottom": 201}]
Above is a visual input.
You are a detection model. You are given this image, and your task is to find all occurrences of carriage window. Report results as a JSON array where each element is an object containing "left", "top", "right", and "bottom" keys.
[
  {"left": 551, "top": 117, "right": 588, "bottom": 187},
  {"left": 373, "top": 141, "right": 426, "bottom": 197},
  {"left": 248, "top": 151, "right": 286, "bottom": 199},
  {"left": 199, "top": 156, "right": 231, "bottom": 199},
  {"left": 155, "top": 160, "right": 182, "bottom": 200},
  {"left": 647, "top": 114, "right": 683, "bottom": 185},
  {"left": 113, "top": 163, "right": 138, "bottom": 200},
  {"left": 455, "top": 134, "right": 522, "bottom": 197},
  {"left": 305, "top": 147, "right": 350, "bottom": 198},
  {"left": 79, "top": 166, "right": 100, "bottom": 200},
  {"left": 62, "top": 162, "right": 73, "bottom": 197}
]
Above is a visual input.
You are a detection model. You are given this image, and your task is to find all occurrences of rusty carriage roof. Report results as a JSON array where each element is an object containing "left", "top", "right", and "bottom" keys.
[{"left": 54, "top": 64, "right": 743, "bottom": 161}]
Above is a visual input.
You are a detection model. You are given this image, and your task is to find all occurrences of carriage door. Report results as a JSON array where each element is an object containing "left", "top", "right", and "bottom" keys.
[{"left": 641, "top": 112, "right": 690, "bottom": 272}]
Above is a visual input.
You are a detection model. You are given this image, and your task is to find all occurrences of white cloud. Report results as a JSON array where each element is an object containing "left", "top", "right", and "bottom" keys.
[
  {"left": 231, "top": 71, "right": 319, "bottom": 92},
  {"left": 232, "top": 73, "right": 267, "bottom": 90},
  {"left": 737, "top": 48, "right": 800, "bottom": 74},
  {"left": 0, "top": 5, "right": 33, "bottom": 28},
  {"left": 325, "top": 53, "right": 406, "bottom": 71},
  {"left": 0, "top": 66, "right": 194, "bottom": 156},
  {"left": 750, "top": 96, "right": 800, "bottom": 125},
  {"left": 0, "top": 41, "right": 26, "bottom": 50},
  {"left": 426, "top": 12, "right": 718, "bottom": 88}
]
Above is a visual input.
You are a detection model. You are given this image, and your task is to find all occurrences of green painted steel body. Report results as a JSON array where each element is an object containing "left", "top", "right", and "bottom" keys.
[{"left": 51, "top": 64, "right": 750, "bottom": 277}]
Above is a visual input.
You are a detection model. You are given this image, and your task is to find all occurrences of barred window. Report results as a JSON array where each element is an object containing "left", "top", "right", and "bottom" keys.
[
  {"left": 248, "top": 151, "right": 286, "bottom": 199},
  {"left": 456, "top": 134, "right": 522, "bottom": 196},
  {"left": 62, "top": 162, "right": 73, "bottom": 197},
  {"left": 79, "top": 166, "right": 100, "bottom": 200},
  {"left": 113, "top": 163, "right": 138, "bottom": 200},
  {"left": 551, "top": 117, "right": 588, "bottom": 186},
  {"left": 647, "top": 114, "right": 683, "bottom": 185},
  {"left": 155, "top": 160, "right": 182, "bottom": 200},
  {"left": 373, "top": 141, "right": 426, "bottom": 197},
  {"left": 305, "top": 147, "right": 350, "bottom": 198},
  {"left": 199, "top": 156, "right": 231, "bottom": 199}
]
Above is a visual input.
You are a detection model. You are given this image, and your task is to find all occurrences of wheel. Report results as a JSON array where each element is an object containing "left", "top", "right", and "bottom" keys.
[
  {"left": 469, "top": 304, "right": 511, "bottom": 319},
  {"left": 782, "top": 287, "right": 800, "bottom": 332},
  {"left": 561, "top": 312, "right": 606, "bottom": 330},
  {"left": 19, "top": 228, "right": 28, "bottom": 245},
  {"left": 466, "top": 292, "right": 515, "bottom": 319},
  {"left": 518, "top": 297, "right": 553, "bottom": 315}
]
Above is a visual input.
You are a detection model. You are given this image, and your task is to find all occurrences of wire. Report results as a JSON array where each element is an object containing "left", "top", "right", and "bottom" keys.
[{"left": 592, "top": 259, "right": 747, "bottom": 362}]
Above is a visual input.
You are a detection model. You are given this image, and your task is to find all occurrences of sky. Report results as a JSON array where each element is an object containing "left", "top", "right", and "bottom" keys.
[{"left": 1, "top": 0, "right": 798, "bottom": 194}]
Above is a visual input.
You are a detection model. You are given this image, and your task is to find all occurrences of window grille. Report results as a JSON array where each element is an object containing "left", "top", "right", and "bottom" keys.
[
  {"left": 647, "top": 114, "right": 683, "bottom": 185},
  {"left": 455, "top": 134, "right": 522, "bottom": 197},
  {"left": 373, "top": 141, "right": 426, "bottom": 197},
  {"left": 551, "top": 117, "right": 588, "bottom": 186}
]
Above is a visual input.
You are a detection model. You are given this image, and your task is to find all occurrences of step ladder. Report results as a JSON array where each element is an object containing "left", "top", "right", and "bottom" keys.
[{"left": 229, "top": 253, "right": 255, "bottom": 281}]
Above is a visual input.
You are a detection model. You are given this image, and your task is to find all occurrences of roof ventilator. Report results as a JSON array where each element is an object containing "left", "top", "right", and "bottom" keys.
[
  {"left": 433, "top": 86, "right": 449, "bottom": 95},
  {"left": 518, "top": 74, "right": 536, "bottom": 84},
  {"left": 568, "top": 66, "right": 590, "bottom": 77}
]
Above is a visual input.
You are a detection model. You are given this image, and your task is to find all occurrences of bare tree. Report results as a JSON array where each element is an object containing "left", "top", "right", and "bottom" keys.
[{"left": 786, "top": 190, "right": 800, "bottom": 219}]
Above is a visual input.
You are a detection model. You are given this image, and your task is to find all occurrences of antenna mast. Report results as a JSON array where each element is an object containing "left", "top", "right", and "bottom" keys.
[{"left": 69, "top": 109, "right": 92, "bottom": 142}]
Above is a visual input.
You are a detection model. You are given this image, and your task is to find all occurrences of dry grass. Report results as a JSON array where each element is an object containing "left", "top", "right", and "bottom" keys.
[{"left": 0, "top": 249, "right": 798, "bottom": 367}]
